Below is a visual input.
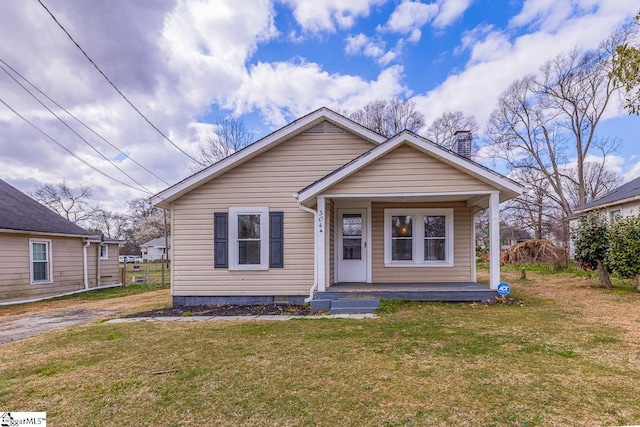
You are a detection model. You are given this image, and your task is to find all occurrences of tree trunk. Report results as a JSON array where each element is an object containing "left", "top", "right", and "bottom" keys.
[
  {"left": 595, "top": 259, "right": 612, "bottom": 289},
  {"left": 635, "top": 274, "right": 640, "bottom": 293}
]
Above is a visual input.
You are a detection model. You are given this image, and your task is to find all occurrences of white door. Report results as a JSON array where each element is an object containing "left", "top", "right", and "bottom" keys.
[{"left": 337, "top": 209, "right": 367, "bottom": 283}]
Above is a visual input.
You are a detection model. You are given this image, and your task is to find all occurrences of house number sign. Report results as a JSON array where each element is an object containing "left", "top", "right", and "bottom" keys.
[{"left": 318, "top": 209, "right": 324, "bottom": 233}]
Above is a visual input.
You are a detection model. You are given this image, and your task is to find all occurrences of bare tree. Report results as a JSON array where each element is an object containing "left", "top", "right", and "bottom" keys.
[
  {"left": 485, "top": 27, "right": 633, "bottom": 219},
  {"left": 503, "top": 170, "right": 558, "bottom": 240},
  {"left": 31, "top": 181, "right": 95, "bottom": 225},
  {"left": 127, "top": 198, "right": 168, "bottom": 248},
  {"left": 424, "top": 111, "right": 479, "bottom": 150},
  {"left": 88, "top": 209, "right": 129, "bottom": 240},
  {"left": 611, "top": 12, "right": 640, "bottom": 114},
  {"left": 348, "top": 97, "right": 425, "bottom": 137},
  {"left": 195, "top": 115, "right": 254, "bottom": 167}
]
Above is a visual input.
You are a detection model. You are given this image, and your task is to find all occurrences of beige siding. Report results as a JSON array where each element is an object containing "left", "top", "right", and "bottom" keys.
[
  {"left": 171, "top": 130, "right": 374, "bottom": 296},
  {"left": 0, "top": 234, "right": 86, "bottom": 302},
  {"left": 370, "top": 202, "right": 473, "bottom": 283},
  {"left": 329, "top": 144, "right": 495, "bottom": 195},
  {"left": 86, "top": 243, "right": 120, "bottom": 288}
]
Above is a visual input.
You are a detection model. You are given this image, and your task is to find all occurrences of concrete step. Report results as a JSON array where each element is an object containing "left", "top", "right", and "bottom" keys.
[
  {"left": 329, "top": 298, "right": 380, "bottom": 314},
  {"left": 310, "top": 299, "right": 331, "bottom": 311}
]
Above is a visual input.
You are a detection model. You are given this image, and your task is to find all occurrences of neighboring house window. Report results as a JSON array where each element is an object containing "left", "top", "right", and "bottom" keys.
[
  {"left": 30, "top": 239, "right": 52, "bottom": 284},
  {"left": 610, "top": 209, "right": 621, "bottom": 223},
  {"left": 229, "top": 207, "right": 269, "bottom": 270},
  {"left": 100, "top": 245, "right": 108, "bottom": 260},
  {"left": 384, "top": 209, "right": 454, "bottom": 266}
]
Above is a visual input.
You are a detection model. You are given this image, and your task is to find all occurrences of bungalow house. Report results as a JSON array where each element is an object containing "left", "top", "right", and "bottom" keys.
[
  {"left": 141, "top": 236, "right": 171, "bottom": 262},
  {"left": 0, "top": 179, "right": 121, "bottom": 304},
  {"left": 151, "top": 108, "right": 523, "bottom": 307}
]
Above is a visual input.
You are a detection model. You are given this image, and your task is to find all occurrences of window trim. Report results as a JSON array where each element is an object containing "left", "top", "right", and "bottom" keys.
[
  {"left": 29, "top": 238, "right": 53, "bottom": 284},
  {"left": 229, "top": 207, "right": 269, "bottom": 271},
  {"left": 384, "top": 208, "right": 454, "bottom": 267},
  {"left": 99, "top": 245, "right": 109, "bottom": 260}
]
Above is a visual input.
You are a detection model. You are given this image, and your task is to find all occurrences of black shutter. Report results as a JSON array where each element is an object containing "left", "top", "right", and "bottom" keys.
[
  {"left": 214, "top": 212, "right": 228, "bottom": 268},
  {"left": 269, "top": 211, "right": 284, "bottom": 268}
]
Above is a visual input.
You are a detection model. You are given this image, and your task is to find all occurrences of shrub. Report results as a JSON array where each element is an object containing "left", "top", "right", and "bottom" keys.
[{"left": 607, "top": 214, "right": 640, "bottom": 292}]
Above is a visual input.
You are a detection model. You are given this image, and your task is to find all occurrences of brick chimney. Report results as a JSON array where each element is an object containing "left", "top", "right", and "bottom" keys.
[{"left": 453, "top": 130, "right": 472, "bottom": 159}]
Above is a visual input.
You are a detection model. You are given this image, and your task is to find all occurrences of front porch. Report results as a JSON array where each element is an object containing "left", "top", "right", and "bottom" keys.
[{"left": 311, "top": 282, "right": 498, "bottom": 313}]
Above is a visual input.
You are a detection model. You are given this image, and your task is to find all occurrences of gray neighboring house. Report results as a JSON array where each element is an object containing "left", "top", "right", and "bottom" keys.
[
  {"left": 573, "top": 176, "right": 640, "bottom": 221},
  {"left": 570, "top": 176, "right": 640, "bottom": 258},
  {"left": 0, "top": 179, "right": 121, "bottom": 304},
  {"left": 141, "top": 236, "right": 171, "bottom": 262}
]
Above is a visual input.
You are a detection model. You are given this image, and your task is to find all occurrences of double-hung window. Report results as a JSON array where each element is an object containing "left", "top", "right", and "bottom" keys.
[
  {"left": 229, "top": 207, "right": 269, "bottom": 270},
  {"left": 384, "top": 209, "right": 453, "bottom": 266},
  {"left": 30, "top": 238, "right": 52, "bottom": 284},
  {"left": 100, "top": 245, "right": 109, "bottom": 260}
]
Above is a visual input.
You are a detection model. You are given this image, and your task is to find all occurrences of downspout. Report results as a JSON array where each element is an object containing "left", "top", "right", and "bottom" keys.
[
  {"left": 97, "top": 233, "right": 104, "bottom": 288},
  {"left": 83, "top": 240, "right": 91, "bottom": 290},
  {"left": 295, "top": 195, "right": 318, "bottom": 303}
]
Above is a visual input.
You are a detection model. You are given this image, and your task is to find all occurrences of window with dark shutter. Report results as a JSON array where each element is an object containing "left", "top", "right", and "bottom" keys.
[
  {"left": 269, "top": 211, "right": 284, "bottom": 268},
  {"left": 214, "top": 212, "right": 228, "bottom": 268}
]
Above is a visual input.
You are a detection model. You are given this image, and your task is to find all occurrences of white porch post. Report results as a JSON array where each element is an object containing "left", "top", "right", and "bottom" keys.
[
  {"left": 489, "top": 192, "right": 500, "bottom": 290},
  {"left": 317, "top": 196, "right": 326, "bottom": 291}
]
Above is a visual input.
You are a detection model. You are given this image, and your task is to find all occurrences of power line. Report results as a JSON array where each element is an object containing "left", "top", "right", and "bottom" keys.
[
  {"left": 36, "top": 0, "right": 204, "bottom": 167},
  {"left": 0, "top": 96, "right": 151, "bottom": 194},
  {"left": 0, "top": 57, "right": 170, "bottom": 186},
  {"left": 0, "top": 61, "right": 155, "bottom": 194}
]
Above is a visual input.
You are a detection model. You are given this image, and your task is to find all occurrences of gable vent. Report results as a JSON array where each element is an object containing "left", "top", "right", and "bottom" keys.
[{"left": 304, "top": 122, "right": 347, "bottom": 134}]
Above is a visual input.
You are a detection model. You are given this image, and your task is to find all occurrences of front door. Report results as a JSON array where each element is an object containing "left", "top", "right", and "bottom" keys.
[{"left": 337, "top": 209, "right": 367, "bottom": 282}]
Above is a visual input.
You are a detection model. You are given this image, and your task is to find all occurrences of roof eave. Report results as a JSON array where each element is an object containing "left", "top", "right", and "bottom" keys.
[
  {"left": 574, "top": 194, "right": 640, "bottom": 214},
  {"left": 0, "top": 228, "right": 92, "bottom": 238}
]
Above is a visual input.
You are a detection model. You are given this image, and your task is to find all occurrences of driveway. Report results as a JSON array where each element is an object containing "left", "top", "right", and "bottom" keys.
[{"left": 0, "top": 289, "right": 170, "bottom": 344}]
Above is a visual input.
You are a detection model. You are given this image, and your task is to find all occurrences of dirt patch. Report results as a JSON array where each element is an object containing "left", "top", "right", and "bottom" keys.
[
  {"left": 127, "top": 303, "right": 312, "bottom": 317},
  {"left": 0, "top": 289, "right": 170, "bottom": 344}
]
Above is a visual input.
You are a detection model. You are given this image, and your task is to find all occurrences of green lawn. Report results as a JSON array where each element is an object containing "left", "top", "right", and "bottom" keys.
[{"left": 1, "top": 265, "right": 639, "bottom": 426}]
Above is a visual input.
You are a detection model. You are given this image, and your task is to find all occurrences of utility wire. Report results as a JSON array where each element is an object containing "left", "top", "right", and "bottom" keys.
[
  {"left": 0, "top": 96, "right": 151, "bottom": 194},
  {"left": 0, "top": 61, "right": 155, "bottom": 194},
  {"left": 36, "top": 0, "right": 204, "bottom": 167},
  {"left": 0, "top": 57, "right": 170, "bottom": 186}
]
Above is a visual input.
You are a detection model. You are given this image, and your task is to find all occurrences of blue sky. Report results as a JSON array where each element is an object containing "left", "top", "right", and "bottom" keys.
[{"left": 0, "top": 0, "right": 638, "bottom": 211}]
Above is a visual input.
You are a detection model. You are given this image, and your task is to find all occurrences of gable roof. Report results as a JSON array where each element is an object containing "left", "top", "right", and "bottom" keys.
[
  {"left": 141, "top": 236, "right": 171, "bottom": 248},
  {"left": 0, "top": 179, "right": 92, "bottom": 237},
  {"left": 574, "top": 176, "right": 640, "bottom": 213},
  {"left": 151, "top": 108, "right": 386, "bottom": 209},
  {"left": 296, "top": 130, "right": 524, "bottom": 205}
]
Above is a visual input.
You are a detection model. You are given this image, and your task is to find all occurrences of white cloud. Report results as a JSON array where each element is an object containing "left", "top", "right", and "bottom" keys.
[
  {"left": 345, "top": 33, "right": 401, "bottom": 65},
  {"left": 433, "top": 0, "right": 473, "bottom": 28},
  {"left": 415, "top": 1, "right": 637, "bottom": 127},
  {"left": 279, "top": 0, "right": 387, "bottom": 33},
  {"left": 235, "top": 62, "right": 409, "bottom": 126},
  {"left": 384, "top": 1, "right": 438, "bottom": 35}
]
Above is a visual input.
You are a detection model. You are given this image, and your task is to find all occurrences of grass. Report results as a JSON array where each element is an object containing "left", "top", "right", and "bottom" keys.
[{"left": 1, "top": 265, "right": 640, "bottom": 426}]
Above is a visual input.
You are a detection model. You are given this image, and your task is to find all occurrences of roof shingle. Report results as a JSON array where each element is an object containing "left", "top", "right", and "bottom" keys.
[
  {"left": 0, "top": 179, "right": 91, "bottom": 236},
  {"left": 576, "top": 176, "right": 640, "bottom": 212}
]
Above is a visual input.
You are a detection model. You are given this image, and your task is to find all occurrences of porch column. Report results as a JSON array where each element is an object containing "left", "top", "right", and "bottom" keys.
[
  {"left": 317, "top": 196, "right": 326, "bottom": 291},
  {"left": 489, "top": 192, "right": 500, "bottom": 290}
]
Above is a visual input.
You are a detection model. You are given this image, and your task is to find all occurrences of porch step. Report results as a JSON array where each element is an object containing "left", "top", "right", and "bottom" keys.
[{"left": 310, "top": 297, "right": 380, "bottom": 314}]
